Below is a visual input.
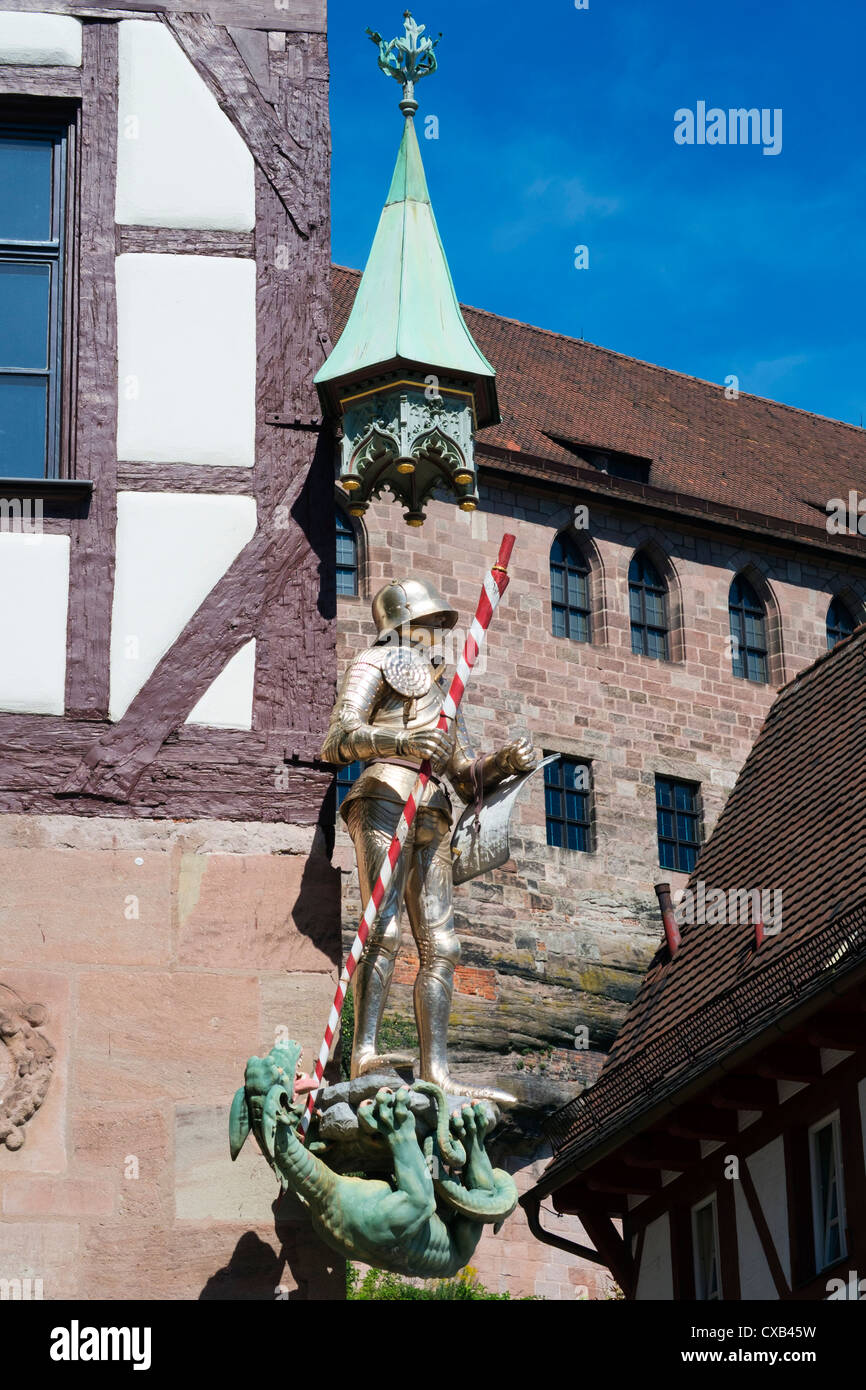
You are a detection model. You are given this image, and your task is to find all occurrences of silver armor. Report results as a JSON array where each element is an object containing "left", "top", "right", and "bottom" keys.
[{"left": 323, "top": 582, "right": 538, "bottom": 1104}]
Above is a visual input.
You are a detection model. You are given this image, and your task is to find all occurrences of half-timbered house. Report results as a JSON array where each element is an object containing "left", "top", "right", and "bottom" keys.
[{"left": 0, "top": 2, "right": 341, "bottom": 1300}]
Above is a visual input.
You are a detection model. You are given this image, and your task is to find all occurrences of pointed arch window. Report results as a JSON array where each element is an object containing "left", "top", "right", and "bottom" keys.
[
  {"left": 336, "top": 506, "right": 359, "bottom": 597},
  {"left": 827, "top": 597, "right": 855, "bottom": 651},
  {"left": 728, "top": 575, "right": 768, "bottom": 683},
  {"left": 629, "top": 551, "right": 669, "bottom": 659},
  {"left": 550, "top": 532, "right": 591, "bottom": 642}
]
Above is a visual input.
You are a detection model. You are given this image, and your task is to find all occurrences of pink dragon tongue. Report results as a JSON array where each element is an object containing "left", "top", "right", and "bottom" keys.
[{"left": 293, "top": 1073, "right": 317, "bottom": 1097}]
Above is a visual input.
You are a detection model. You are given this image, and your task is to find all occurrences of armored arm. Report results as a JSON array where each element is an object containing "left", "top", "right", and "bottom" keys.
[
  {"left": 320, "top": 656, "right": 412, "bottom": 766},
  {"left": 448, "top": 716, "right": 538, "bottom": 804}
]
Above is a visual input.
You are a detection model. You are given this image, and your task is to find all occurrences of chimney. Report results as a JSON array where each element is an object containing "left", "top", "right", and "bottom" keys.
[{"left": 655, "top": 881, "right": 681, "bottom": 956}]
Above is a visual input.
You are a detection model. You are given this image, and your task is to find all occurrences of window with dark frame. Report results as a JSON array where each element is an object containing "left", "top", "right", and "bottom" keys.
[
  {"left": 728, "top": 574, "right": 769, "bottom": 682},
  {"left": 809, "top": 1113, "right": 847, "bottom": 1273},
  {"left": 544, "top": 754, "right": 593, "bottom": 852},
  {"left": 336, "top": 760, "right": 364, "bottom": 807},
  {"left": 336, "top": 506, "right": 359, "bottom": 597},
  {"left": 0, "top": 112, "right": 70, "bottom": 480},
  {"left": 692, "top": 1196, "right": 722, "bottom": 1300},
  {"left": 629, "top": 550, "right": 670, "bottom": 659},
  {"left": 827, "top": 597, "right": 855, "bottom": 651},
  {"left": 655, "top": 775, "right": 701, "bottom": 873},
  {"left": 550, "top": 531, "right": 591, "bottom": 642}
]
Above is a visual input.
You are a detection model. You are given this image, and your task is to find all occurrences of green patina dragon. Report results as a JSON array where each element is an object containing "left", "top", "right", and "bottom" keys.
[{"left": 230, "top": 1041, "right": 518, "bottom": 1278}]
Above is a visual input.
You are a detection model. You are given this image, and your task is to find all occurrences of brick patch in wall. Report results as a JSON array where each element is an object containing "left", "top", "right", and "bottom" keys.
[{"left": 391, "top": 955, "right": 499, "bottom": 1000}]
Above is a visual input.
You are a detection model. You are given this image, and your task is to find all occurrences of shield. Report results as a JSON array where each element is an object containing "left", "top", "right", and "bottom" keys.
[{"left": 450, "top": 755, "right": 559, "bottom": 885}]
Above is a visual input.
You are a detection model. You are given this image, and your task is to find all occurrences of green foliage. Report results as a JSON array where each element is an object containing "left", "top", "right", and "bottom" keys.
[
  {"left": 339, "top": 988, "right": 418, "bottom": 1080},
  {"left": 346, "top": 1263, "right": 535, "bottom": 1300}
]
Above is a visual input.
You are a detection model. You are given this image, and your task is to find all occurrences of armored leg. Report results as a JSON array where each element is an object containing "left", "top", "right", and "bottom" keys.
[
  {"left": 344, "top": 798, "right": 414, "bottom": 1077},
  {"left": 405, "top": 811, "right": 516, "bottom": 1106}
]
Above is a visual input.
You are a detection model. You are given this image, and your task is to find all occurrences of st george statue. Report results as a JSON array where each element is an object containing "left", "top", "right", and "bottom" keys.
[{"left": 322, "top": 577, "right": 538, "bottom": 1106}]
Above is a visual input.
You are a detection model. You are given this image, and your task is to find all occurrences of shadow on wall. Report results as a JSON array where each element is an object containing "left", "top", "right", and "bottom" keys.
[
  {"left": 290, "top": 818, "right": 342, "bottom": 967},
  {"left": 198, "top": 1228, "right": 343, "bottom": 1301},
  {"left": 293, "top": 427, "right": 337, "bottom": 626}
]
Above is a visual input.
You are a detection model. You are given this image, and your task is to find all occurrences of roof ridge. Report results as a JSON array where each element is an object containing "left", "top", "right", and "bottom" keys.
[{"left": 332, "top": 264, "right": 866, "bottom": 440}]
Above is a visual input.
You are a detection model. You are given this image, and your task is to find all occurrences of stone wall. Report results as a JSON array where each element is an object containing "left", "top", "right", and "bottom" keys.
[
  {"left": 334, "top": 476, "right": 866, "bottom": 1298},
  {"left": 0, "top": 814, "right": 342, "bottom": 1301}
]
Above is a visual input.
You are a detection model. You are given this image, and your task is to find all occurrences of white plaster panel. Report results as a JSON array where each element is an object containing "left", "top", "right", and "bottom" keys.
[
  {"left": 634, "top": 1214, "right": 673, "bottom": 1300},
  {"left": 738, "top": 1108, "right": 762, "bottom": 1130},
  {"left": 109, "top": 492, "right": 256, "bottom": 721},
  {"left": 0, "top": 12, "right": 82, "bottom": 66},
  {"left": 778, "top": 1079, "right": 808, "bottom": 1104},
  {"left": 116, "top": 254, "right": 256, "bottom": 467},
  {"left": 186, "top": 639, "right": 255, "bottom": 730},
  {"left": 116, "top": 20, "right": 254, "bottom": 231},
  {"left": 0, "top": 533, "right": 69, "bottom": 714},
  {"left": 821, "top": 1048, "right": 854, "bottom": 1072},
  {"left": 734, "top": 1181, "right": 778, "bottom": 1299},
  {"left": 747, "top": 1139, "right": 790, "bottom": 1284}
]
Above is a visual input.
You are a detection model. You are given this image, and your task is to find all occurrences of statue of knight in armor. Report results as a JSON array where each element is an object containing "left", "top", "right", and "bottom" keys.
[{"left": 322, "top": 577, "right": 538, "bottom": 1105}]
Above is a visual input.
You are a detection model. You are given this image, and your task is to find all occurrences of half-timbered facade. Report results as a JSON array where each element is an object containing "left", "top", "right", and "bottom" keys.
[
  {"left": 0, "top": 2, "right": 341, "bottom": 1300},
  {"left": 525, "top": 627, "right": 866, "bottom": 1299}
]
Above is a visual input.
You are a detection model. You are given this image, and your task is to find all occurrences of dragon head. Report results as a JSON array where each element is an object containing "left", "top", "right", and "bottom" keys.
[{"left": 229, "top": 1040, "right": 307, "bottom": 1162}]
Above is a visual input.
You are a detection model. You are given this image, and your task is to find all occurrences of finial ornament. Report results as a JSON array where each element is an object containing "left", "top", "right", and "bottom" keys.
[{"left": 366, "top": 11, "right": 441, "bottom": 115}]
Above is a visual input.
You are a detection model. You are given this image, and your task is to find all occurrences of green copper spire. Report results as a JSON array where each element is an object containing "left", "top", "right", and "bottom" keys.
[{"left": 315, "top": 13, "right": 499, "bottom": 430}]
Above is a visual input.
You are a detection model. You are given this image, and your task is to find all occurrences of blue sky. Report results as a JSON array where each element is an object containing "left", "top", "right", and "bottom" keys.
[{"left": 329, "top": 0, "right": 866, "bottom": 427}]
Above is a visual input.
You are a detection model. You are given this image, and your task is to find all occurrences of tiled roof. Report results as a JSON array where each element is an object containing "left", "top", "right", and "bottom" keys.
[
  {"left": 542, "top": 625, "right": 866, "bottom": 1172},
  {"left": 333, "top": 265, "right": 866, "bottom": 540}
]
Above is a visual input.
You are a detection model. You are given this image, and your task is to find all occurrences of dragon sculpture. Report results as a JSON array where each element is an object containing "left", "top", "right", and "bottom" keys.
[{"left": 230, "top": 1041, "right": 518, "bottom": 1278}]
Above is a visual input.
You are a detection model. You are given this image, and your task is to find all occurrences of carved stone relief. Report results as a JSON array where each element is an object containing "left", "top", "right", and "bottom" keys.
[{"left": 0, "top": 984, "right": 54, "bottom": 1151}]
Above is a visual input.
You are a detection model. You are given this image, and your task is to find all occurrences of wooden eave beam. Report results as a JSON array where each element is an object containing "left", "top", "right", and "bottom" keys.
[
  {"left": 585, "top": 1164, "right": 662, "bottom": 1196},
  {"left": 753, "top": 1043, "right": 823, "bottom": 1082},
  {"left": 805, "top": 1018, "right": 863, "bottom": 1051},
  {"left": 709, "top": 1076, "right": 778, "bottom": 1111},
  {"left": 621, "top": 1134, "right": 701, "bottom": 1170},
  {"left": 664, "top": 1105, "right": 741, "bottom": 1141}
]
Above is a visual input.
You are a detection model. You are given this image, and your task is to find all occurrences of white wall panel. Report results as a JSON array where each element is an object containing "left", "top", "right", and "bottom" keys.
[
  {"left": 747, "top": 1139, "right": 790, "bottom": 1284},
  {"left": 116, "top": 254, "right": 256, "bottom": 467},
  {"left": 734, "top": 1182, "right": 778, "bottom": 1299},
  {"left": 0, "top": 533, "right": 69, "bottom": 714},
  {"left": 109, "top": 492, "right": 256, "bottom": 721},
  {"left": 186, "top": 639, "right": 255, "bottom": 730},
  {"left": 634, "top": 1214, "right": 674, "bottom": 1300},
  {"left": 0, "top": 12, "right": 81, "bottom": 66},
  {"left": 116, "top": 20, "right": 254, "bottom": 231}
]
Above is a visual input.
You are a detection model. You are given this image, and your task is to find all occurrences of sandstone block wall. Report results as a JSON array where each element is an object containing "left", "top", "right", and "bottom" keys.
[{"left": 0, "top": 814, "right": 342, "bottom": 1301}]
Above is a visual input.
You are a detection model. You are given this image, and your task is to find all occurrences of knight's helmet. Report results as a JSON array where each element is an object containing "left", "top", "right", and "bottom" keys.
[{"left": 372, "top": 578, "right": 458, "bottom": 640}]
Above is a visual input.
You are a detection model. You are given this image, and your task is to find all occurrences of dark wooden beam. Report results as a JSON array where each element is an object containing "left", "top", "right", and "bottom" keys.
[
  {"left": 116, "top": 462, "right": 255, "bottom": 494},
  {"left": 64, "top": 20, "right": 118, "bottom": 720},
  {"left": 806, "top": 1018, "right": 863, "bottom": 1051},
  {"left": 622, "top": 1133, "right": 701, "bottom": 1171},
  {"left": 576, "top": 1188, "right": 636, "bottom": 1297},
  {"left": 116, "top": 225, "right": 255, "bottom": 257},
  {"left": 585, "top": 1164, "right": 662, "bottom": 1197},
  {"left": 665, "top": 1105, "right": 741, "bottom": 1141},
  {"left": 0, "top": 1, "right": 327, "bottom": 33},
  {"left": 0, "top": 65, "right": 81, "bottom": 97},
  {"left": 753, "top": 1043, "right": 823, "bottom": 1082},
  {"left": 710, "top": 1076, "right": 778, "bottom": 1111}
]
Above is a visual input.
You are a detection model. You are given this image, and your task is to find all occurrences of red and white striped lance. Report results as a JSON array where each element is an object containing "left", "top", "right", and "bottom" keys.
[{"left": 300, "top": 534, "right": 516, "bottom": 1135}]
